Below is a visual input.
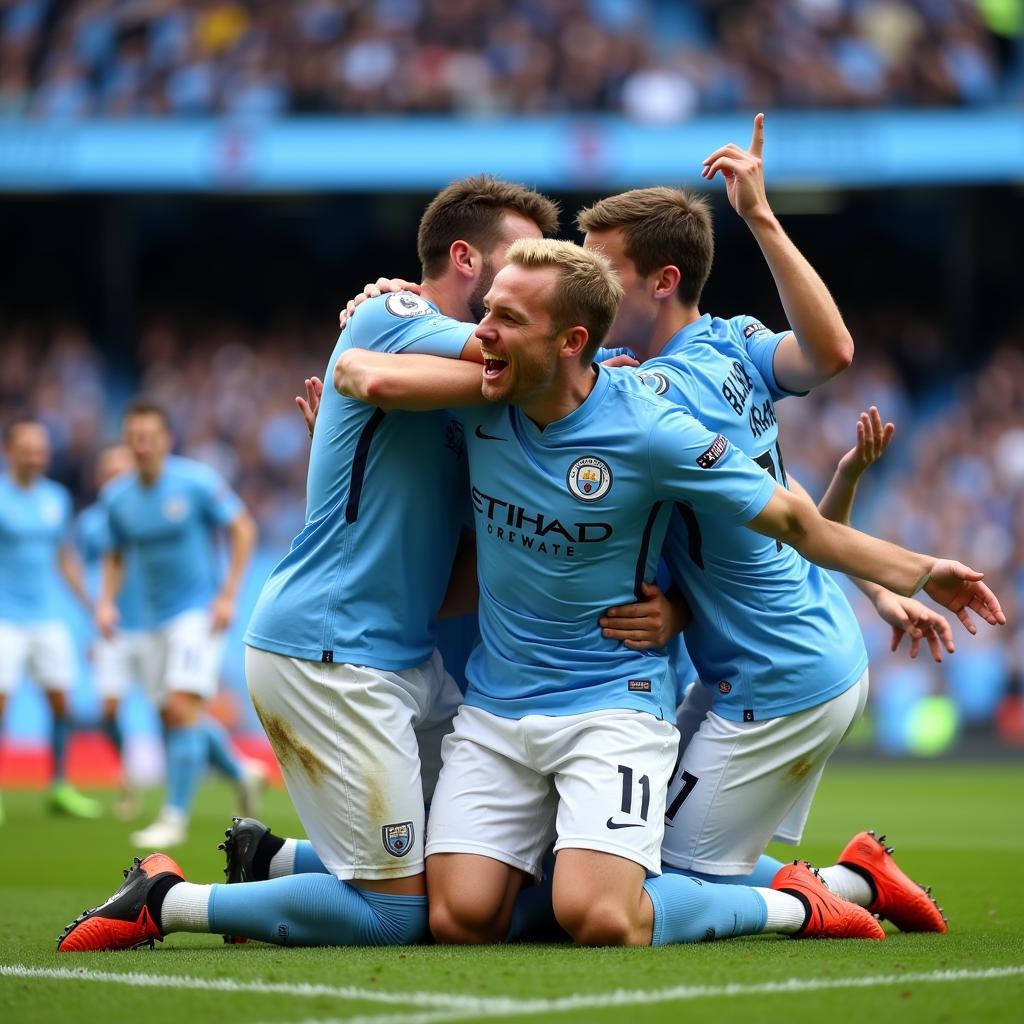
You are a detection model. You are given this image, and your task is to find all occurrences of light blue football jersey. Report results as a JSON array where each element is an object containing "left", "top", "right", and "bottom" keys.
[
  {"left": 245, "top": 292, "right": 476, "bottom": 669},
  {"left": 640, "top": 313, "right": 869, "bottom": 722},
  {"left": 101, "top": 455, "right": 243, "bottom": 628},
  {"left": 460, "top": 366, "right": 777, "bottom": 720},
  {"left": 0, "top": 473, "right": 73, "bottom": 624},
  {"left": 76, "top": 501, "right": 144, "bottom": 632}
]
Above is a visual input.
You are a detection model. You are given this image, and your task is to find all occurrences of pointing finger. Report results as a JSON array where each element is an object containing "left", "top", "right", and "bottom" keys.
[{"left": 750, "top": 112, "right": 765, "bottom": 158}]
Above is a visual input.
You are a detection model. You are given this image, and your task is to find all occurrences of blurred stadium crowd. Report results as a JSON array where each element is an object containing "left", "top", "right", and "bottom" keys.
[
  {"left": 1, "top": 308, "right": 1022, "bottom": 751},
  {"left": 2, "top": 0, "right": 1022, "bottom": 121}
]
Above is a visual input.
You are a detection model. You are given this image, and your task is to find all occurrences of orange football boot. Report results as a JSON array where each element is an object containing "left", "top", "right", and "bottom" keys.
[
  {"left": 772, "top": 861, "right": 885, "bottom": 940},
  {"left": 57, "top": 853, "right": 184, "bottom": 952},
  {"left": 838, "top": 830, "right": 947, "bottom": 933}
]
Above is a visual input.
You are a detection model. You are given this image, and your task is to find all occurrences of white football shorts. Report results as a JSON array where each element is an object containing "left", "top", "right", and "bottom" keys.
[
  {"left": 245, "top": 646, "right": 462, "bottom": 881},
  {"left": 660, "top": 670, "right": 870, "bottom": 875},
  {"left": 92, "top": 630, "right": 149, "bottom": 699},
  {"left": 0, "top": 620, "right": 76, "bottom": 694},
  {"left": 145, "top": 608, "right": 226, "bottom": 704},
  {"left": 425, "top": 705, "right": 679, "bottom": 878}
]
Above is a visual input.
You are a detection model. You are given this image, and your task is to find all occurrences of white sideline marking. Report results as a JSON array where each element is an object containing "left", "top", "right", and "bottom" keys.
[{"left": 3, "top": 963, "right": 1023, "bottom": 1023}]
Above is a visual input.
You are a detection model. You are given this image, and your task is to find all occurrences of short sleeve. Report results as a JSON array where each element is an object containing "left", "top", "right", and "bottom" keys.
[
  {"left": 193, "top": 466, "right": 244, "bottom": 526},
  {"left": 649, "top": 408, "right": 777, "bottom": 525},
  {"left": 731, "top": 315, "right": 802, "bottom": 401},
  {"left": 349, "top": 292, "right": 475, "bottom": 360}
]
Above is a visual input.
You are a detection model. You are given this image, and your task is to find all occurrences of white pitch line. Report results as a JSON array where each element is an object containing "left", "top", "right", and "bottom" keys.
[
  {"left": 3, "top": 962, "right": 1024, "bottom": 1024},
  {"left": 279, "top": 965, "right": 1024, "bottom": 1024}
]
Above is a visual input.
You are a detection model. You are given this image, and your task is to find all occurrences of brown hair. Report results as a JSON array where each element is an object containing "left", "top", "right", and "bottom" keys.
[
  {"left": 123, "top": 398, "right": 171, "bottom": 430},
  {"left": 506, "top": 238, "right": 624, "bottom": 362},
  {"left": 417, "top": 175, "right": 560, "bottom": 278},
  {"left": 577, "top": 187, "right": 714, "bottom": 306}
]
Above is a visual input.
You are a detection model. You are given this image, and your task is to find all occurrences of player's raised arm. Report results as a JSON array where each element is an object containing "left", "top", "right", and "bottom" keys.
[
  {"left": 702, "top": 113, "right": 853, "bottom": 393},
  {"left": 334, "top": 349, "right": 485, "bottom": 411},
  {"left": 747, "top": 484, "right": 1005, "bottom": 629}
]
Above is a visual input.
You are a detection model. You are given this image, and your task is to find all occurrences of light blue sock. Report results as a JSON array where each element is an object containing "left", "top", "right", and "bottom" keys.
[
  {"left": 208, "top": 874, "right": 427, "bottom": 946},
  {"left": 664, "top": 854, "right": 785, "bottom": 889},
  {"left": 507, "top": 872, "right": 562, "bottom": 941},
  {"left": 294, "top": 840, "right": 330, "bottom": 875},
  {"left": 643, "top": 873, "right": 768, "bottom": 945},
  {"left": 201, "top": 716, "right": 243, "bottom": 782},
  {"left": 51, "top": 714, "right": 71, "bottom": 782},
  {"left": 165, "top": 725, "right": 206, "bottom": 814}
]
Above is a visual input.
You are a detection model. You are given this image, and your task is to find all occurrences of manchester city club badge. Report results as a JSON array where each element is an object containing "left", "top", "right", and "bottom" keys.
[
  {"left": 566, "top": 455, "right": 613, "bottom": 502},
  {"left": 381, "top": 821, "right": 415, "bottom": 857}
]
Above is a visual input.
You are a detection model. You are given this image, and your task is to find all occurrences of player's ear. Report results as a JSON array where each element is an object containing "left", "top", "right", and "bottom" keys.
[
  {"left": 653, "top": 264, "right": 681, "bottom": 301},
  {"left": 449, "top": 240, "right": 478, "bottom": 281},
  {"left": 560, "top": 325, "right": 590, "bottom": 360}
]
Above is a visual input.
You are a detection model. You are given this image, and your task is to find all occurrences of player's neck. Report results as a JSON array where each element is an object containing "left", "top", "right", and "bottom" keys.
[
  {"left": 520, "top": 364, "right": 598, "bottom": 431},
  {"left": 10, "top": 469, "right": 36, "bottom": 488},
  {"left": 137, "top": 459, "right": 165, "bottom": 487},
  {"left": 640, "top": 303, "right": 703, "bottom": 361},
  {"left": 419, "top": 279, "right": 470, "bottom": 323}
]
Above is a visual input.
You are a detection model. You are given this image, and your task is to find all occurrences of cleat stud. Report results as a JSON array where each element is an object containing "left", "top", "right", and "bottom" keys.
[
  {"left": 867, "top": 829, "right": 875, "bottom": 836},
  {"left": 886, "top": 847, "right": 894, "bottom": 854},
  {"left": 877, "top": 834, "right": 886, "bottom": 844}
]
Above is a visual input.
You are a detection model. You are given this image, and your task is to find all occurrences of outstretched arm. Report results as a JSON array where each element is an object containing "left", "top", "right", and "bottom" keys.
[
  {"left": 748, "top": 484, "right": 1005, "bottom": 633},
  {"left": 702, "top": 113, "right": 853, "bottom": 392},
  {"left": 334, "top": 349, "right": 485, "bottom": 412}
]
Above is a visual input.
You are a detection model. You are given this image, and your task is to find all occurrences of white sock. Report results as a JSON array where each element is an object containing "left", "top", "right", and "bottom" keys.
[
  {"left": 755, "top": 887, "right": 807, "bottom": 934},
  {"left": 818, "top": 864, "right": 873, "bottom": 906},
  {"left": 160, "top": 882, "right": 212, "bottom": 933},
  {"left": 268, "top": 838, "right": 297, "bottom": 879}
]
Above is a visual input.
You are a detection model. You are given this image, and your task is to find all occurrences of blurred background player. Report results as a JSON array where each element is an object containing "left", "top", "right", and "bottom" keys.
[
  {"left": 96, "top": 400, "right": 259, "bottom": 848},
  {"left": 0, "top": 418, "right": 100, "bottom": 822},
  {"left": 75, "top": 444, "right": 147, "bottom": 819}
]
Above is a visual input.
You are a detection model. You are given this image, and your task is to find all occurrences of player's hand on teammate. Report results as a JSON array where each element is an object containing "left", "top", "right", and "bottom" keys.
[
  {"left": 209, "top": 591, "right": 235, "bottom": 633},
  {"left": 599, "top": 581, "right": 691, "bottom": 649},
  {"left": 922, "top": 560, "right": 1006, "bottom": 635},
  {"left": 701, "top": 112, "right": 771, "bottom": 223},
  {"left": 296, "top": 376, "right": 323, "bottom": 437},
  {"left": 95, "top": 600, "right": 119, "bottom": 640},
  {"left": 837, "top": 407, "right": 894, "bottom": 482},
  {"left": 600, "top": 353, "right": 640, "bottom": 368},
  {"left": 872, "top": 590, "right": 955, "bottom": 662},
  {"left": 338, "top": 278, "right": 421, "bottom": 331}
]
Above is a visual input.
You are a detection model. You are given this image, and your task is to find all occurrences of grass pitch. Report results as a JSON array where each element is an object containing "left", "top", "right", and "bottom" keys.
[{"left": 2, "top": 762, "right": 1022, "bottom": 1024}]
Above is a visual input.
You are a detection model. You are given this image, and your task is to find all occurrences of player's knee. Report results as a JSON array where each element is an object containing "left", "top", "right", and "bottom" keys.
[
  {"left": 429, "top": 897, "right": 506, "bottom": 945},
  {"left": 555, "top": 896, "right": 636, "bottom": 947},
  {"left": 164, "top": 691, "right": 202, "bottom": 728}
]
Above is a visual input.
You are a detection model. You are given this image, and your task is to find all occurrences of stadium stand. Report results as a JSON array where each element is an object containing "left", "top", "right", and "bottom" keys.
[{"left": 1, "top": 0, "right": 1021, "bottom": 120}]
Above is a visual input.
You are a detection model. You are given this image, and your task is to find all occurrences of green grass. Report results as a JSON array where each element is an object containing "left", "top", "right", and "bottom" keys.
[{"left": 2, "top": 763, "right": 1023, "bottom": 1024}]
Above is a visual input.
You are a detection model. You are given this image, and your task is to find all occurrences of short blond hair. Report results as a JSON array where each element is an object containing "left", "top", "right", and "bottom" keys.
[
  {"left": 577, "top": 187, "right": 713, "bottom": 306},
  {"left": 505, "top": 238, "right": 623, "bottom": 361}
]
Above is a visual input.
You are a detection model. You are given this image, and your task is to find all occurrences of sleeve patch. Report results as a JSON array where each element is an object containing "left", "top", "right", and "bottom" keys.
[
  {"left": 385, "top": 292, "right": 432, "bottom": 319},
  {"left": 742, "top": 321, "right": 768, "bottom": 338},
  {"left": 696, "top": 434, "right": 729, "bottom": 469},
  {"left": 636, "top": 370, "right": 670, "bottom": 395}
]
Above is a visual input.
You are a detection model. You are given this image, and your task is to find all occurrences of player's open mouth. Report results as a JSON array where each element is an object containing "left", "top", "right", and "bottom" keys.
[{"left": 482, "top": 352, "right": 509, "bottom": 379}]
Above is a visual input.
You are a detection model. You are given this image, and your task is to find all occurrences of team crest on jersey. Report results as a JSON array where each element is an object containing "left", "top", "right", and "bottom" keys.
[
  {"left": 567, "top": 456, "right": 612, "bottom": 502},
  {"left": 382, "top": 821, "right": 414, "bottom": 858},
  {"left": 636, "top": 370, "right": 670, "bottom": 395},
  {"left": 385, "top": 292, "right": 431, "bottom": 318},
  {"left": 742, "top": 321, "right": 767, "bottom": 338},
  {"left": 718, "top": 680, "right": 732, "bottom": 695},
  {"left": 162, "top": 497, "right": 188, "bottom": 521}
]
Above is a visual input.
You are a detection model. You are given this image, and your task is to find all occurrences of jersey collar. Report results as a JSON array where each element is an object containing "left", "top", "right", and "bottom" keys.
[
  {"left": 659, "top": 313, "right": 713, "bottom": 358},
  {"left": 513, "top": 363, "right": 612, "bottom": 444}
]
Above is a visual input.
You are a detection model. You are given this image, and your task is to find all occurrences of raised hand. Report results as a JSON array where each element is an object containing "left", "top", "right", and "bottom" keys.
[
  {"left": 701, "top": 112, "right": 769, "bottom": 222},
  {"left": 837, "top": 406, "right": 895, "bottom": 482},
  {"left": 295, "top": 375, "right": 323, "bottom": 437},
  {"left": 923, "top": 560, "right": 1006, "bottom": 635}
]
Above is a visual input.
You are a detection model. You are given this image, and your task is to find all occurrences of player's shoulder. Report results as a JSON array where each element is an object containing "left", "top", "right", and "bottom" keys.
[
  {"left": 166, "top": 454, "right": 219, "bottom": 484},
  {"left": 99, "top": 471, "right": 136, "bottom": 506},
  {"left": 604, "top": 364, "right": 677, "bottom": 410},
  {"left": 38, "top": 475, "right": 72, "bottom": 505},
  {"left": 719, "top": 313, "right": 780, "bottom": 345},
  {"left": 350, "top": 291, "right": 453, "bottom": 342}
]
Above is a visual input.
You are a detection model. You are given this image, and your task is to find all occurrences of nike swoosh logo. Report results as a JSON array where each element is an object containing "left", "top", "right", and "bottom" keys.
[
  {"left": 606, "top": 818, "right": 643, "bottom": 830},
  {"left": 474, "top": 425, "right": 506, "bottom": 441}
]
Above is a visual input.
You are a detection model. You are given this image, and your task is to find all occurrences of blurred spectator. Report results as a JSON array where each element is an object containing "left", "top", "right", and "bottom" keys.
[{"left": 0, "top": 0, "right": 1021, "bottom": 121}]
